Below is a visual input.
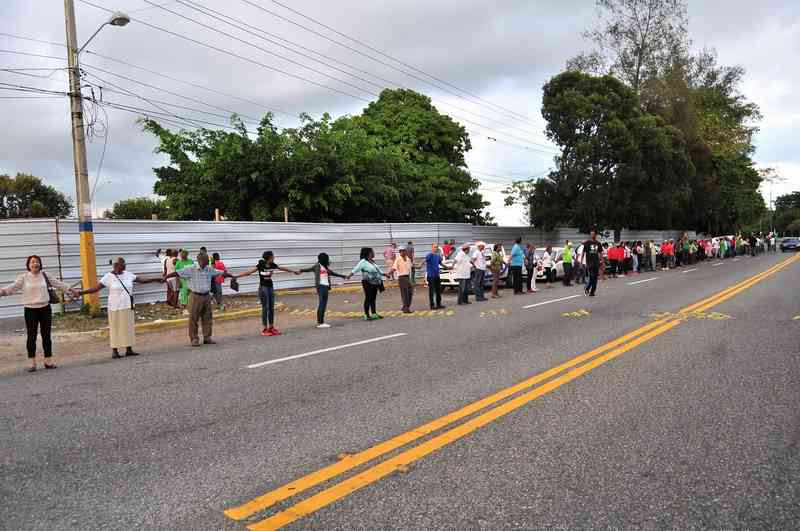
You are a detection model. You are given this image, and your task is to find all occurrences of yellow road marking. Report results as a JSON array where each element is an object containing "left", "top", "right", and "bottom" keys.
[
  {"left": 794, "top": 315, "right": 800, "bottom": 321},
  {"left": 224, "top": 318, "right": 670, "bottom": 521},
  {"left": 228, "top": 254, "right": 799, "bottom": 527},
  {"left": 562, "top": 308, "right": 590, "bottom": 318},
  {"left": 249, "top": 321, "right": 683, "bottom": 531}
]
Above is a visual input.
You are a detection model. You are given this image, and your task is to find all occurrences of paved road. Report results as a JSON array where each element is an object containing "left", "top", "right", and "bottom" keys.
[{"left": 1, "top": 252, "right": 799, "bottom": 530}]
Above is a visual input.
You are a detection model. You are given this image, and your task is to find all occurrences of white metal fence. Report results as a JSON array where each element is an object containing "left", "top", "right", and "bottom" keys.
[{"left": 0, "top": 219, "right": 693, "bottom": 319}]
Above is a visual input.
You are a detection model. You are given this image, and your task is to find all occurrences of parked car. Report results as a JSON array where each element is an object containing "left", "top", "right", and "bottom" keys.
[
  {"left": 780, "top": 238, "right": 800, "bottom": 252},
  {"left": 439, "top": 242, "right": 510, "bottom": 289},
  {"left": 533, "top": 247, "right": 565, "bottom": 280}
]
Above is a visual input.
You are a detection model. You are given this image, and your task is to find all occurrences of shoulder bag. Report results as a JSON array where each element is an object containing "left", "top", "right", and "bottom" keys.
[
  {"left": 41, "top": 272, "right": 61, "bottom": 305},
  {"left": 113, "top": 273, "right": 135, "bottom": 311}
]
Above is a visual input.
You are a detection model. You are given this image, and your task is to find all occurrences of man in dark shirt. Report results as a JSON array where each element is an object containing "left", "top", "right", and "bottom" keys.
[
  {"left": 581, "top": 230, "right": 603, "bottom": 297},
  {"left": 425, "top": 243, "right": 447, "bottom": 309}
]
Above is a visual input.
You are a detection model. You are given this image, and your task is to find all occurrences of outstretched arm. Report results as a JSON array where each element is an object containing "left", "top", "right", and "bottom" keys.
[{"left": 235, "top": 266, "right": 259, "bottom": 279}]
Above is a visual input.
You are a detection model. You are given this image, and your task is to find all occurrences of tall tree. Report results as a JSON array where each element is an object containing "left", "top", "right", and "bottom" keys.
[
  {"left": 568, "top": 0, "right": 689, "bottom": 95},
  {"left": 0, "top": 173, "right": 72, "bottom": 219}
]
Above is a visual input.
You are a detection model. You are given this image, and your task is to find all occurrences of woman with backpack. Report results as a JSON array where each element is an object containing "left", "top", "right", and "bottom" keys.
[
  {"left": 348, "top": 247, "right": 389, "bottom": 320},
  {"left": 0, "top": 255, "right": 78, "bottom": 372},
  {"left": 76, "top": 256, "right": 163, "bottom": 359}
]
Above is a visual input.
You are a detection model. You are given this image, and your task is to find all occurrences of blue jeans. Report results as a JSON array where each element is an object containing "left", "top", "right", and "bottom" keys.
[
  {"left": 472, "top": 269, "right": 486, "bottom": 300},
  {"left": 317, "top": 285, "right": 330, "bottom": 324},
  {"left": 259, "top": 285, "right": 275, "bottom": 327},
  {"left": 586, "top": 266, "right": 599, "bottom": 295}
]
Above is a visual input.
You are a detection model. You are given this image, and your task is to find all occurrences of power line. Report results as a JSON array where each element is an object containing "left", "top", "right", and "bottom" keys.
[
  {"left": 80, "top": 64, "right": 265, "bottom": 125},
  {"left": 265, "top": 0, "right": 538, "bottom": 124},
  {"left": 78, "top": 0, "right": 374, "bottom": 103},
  {"left": 2, "top": 35, "right": 557, "bottom": 154},
  {"left": 124, "top": 0, "right": 558, "bottom": 152},
  {"left": 173, "top": 0, "right": 549, "bottom": 142},
  {"left": 241, "top": 0, "right": 541, "bottom": 127}
]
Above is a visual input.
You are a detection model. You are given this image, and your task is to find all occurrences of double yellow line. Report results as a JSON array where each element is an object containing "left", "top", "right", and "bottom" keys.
[{"left": 226, "top": 254, "right": 799, "bottom": 530}]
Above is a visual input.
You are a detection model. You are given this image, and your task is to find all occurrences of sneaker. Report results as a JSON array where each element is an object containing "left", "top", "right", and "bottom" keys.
[
  {"left": 261, "top": 327, "right": 273, "bottom": 336},
  {"left": 531, "top": 289, "right": 539, "bottom": 293},
  {"left": 269, "top": 327, "right": 282, "bottom": 336},
  {"left": 317, "top": 323, "right": 331, "bottom": 329},
  {"left": 374, "top": 314, "right": 384, "bottom": 319},
  {"left": 362, "top": 315, "right": 371, "bottom": 321}
]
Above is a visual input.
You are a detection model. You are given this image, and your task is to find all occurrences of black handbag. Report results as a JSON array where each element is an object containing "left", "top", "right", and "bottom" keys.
[{"left": 42, "top": 273, "right": 60, "bottom": 304}]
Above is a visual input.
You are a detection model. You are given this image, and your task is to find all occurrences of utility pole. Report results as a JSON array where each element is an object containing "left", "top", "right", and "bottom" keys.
[{"left": 64, "top": 0, "right": 100, "bottom": 313}]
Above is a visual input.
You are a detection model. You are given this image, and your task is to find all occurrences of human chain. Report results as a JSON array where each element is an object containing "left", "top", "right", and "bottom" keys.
[{"left": 0, "top": 230, "right": 780, "bottom": 372}]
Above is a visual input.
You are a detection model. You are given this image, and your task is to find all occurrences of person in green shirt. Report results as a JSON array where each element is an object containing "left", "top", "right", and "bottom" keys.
[
  {"left": 174, "top": 248, "right": 194, "bottom": 310},
  {"left": 562, "top": 240, "right": 574, "bottom": 286},
  {"left": 489, "top": 243, "right": 505, "bottom": 298}
]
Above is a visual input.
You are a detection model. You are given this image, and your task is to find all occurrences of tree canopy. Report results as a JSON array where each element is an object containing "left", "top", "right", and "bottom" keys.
[
  {"left": 142, "top": 89, "right": 492, "bottom": 225},
  {"left": 104, "top": 197, "right": 167, "bottom": 220},
  {"left": 0, "top": 173, "right": 72, "bottom": 219},
  {"left": 508, "top": 0, "right": 765, "bottom": 234}
]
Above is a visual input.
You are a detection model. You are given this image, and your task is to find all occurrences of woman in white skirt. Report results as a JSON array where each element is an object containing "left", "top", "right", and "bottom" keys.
[{"left": 77, "top": 257, "right": 163, "bottom": 359}]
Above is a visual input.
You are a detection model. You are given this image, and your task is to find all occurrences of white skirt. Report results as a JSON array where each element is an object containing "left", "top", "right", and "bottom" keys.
[{"left": 108, "top": 308, "right": 135, "bottom": 349}]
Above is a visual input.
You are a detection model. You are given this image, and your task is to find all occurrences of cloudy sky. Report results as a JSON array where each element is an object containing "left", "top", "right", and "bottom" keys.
[{"left": 1, "top": 0, "right": 798, "bottom": 226}]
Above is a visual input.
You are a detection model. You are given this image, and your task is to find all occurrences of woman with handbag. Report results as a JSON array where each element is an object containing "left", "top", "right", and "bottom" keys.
[
  {"left": 347, "top": 247, "right": 388, "bottom": 321},
  {"left": 0, "top": 255, "right": 77, "bottom": 372},
  {"left": 77, "top": 256, "right": 163, "bottom": 359}
]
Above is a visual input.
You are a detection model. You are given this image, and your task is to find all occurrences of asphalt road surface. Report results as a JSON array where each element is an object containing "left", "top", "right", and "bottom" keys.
[{"left": 2, "top": 251, "right": 799, "bottom": 530}]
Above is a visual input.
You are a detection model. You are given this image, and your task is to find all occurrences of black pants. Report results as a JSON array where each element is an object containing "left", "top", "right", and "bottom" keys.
[
  {"left": 428, "top": 276, "right": 442, "bottom": 308},
  {"left": 398, "top": 275, "right": 413, "bottom": 309},
  {"left": 362, "top": 281, "right": 378, "bottom": 316},
  {"left": 525, "top": 267, "right": 535, "bottom": 291},
  {"left": 563, "top": 262, "right": 572, "bottom": 285},
  {"left": 316, "top": 285, "right": 329, "bottom": 324},
  {"left": 586, "top": 266, "right": 599, "bottom": 296},
  {"left": 458, "top": 278, "right": 470, "bottom": 304},
  {"left": 24, "top": 305, "right": 52, "bottom": 358},
  {"left": 511, "top": 266, "right": 523, "bottom": 293}
]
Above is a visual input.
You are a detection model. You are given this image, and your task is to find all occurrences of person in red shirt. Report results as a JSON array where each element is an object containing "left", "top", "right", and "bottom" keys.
[{"left": 211, "top": 252, "right": 227, "bottom": 310}]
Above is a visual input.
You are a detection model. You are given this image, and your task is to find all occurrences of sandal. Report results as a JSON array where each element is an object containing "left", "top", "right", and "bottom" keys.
[
  {"left": 27, "top": 366, "right": 37, "bottom": 373},
  {"left": 44, "top": 363, "right": 58, "bottom": 369}
]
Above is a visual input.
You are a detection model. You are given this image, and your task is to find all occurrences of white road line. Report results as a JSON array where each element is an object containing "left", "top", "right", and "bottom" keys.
[
  {"left": 246, "top": 333, "right": 407, "bottom": 369},
  {"left": 523, "top": 294, "right": 583, "bottom": 310},
  {"left": 712, "top": 262, "right": 724, "bottom": 267},
  {"left": 627, "top": 277, "right": 660, "bottom": 285},
  {"left": 733, "top": 258, "right": 740, "bottom": 262},
  {"left": 682, "top": 268, "right": 698, "bottom": 274}
]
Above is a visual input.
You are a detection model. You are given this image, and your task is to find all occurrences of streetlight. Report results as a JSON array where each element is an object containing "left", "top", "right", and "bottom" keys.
[{"left": 64, "top": 1, "right": 130, "bottom": 314}]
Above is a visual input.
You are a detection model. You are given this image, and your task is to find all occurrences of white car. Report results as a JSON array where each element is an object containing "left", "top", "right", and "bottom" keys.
[
  {"left": 438, "top": 242, "right": 509, "bottom": 288},
  {"left": 534, "top": 247, "right": 566, "bottom": 280}
]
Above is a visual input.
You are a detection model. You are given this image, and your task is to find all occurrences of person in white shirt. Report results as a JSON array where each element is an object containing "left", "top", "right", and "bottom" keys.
[
  {"left": 471, "top": 242, "right": 488, "bottom": 302},
  {"left": 541, "top": 246, "right": 554, "bottom": 287},
  {"left": 0, "top": 255, "right": 77, "bottom": 372},
  {"left": 453, "top": 243, "right": 474, "bottom": 305},
  {"left": 77, "top": 256, "right": 163, "bottom": 359}
]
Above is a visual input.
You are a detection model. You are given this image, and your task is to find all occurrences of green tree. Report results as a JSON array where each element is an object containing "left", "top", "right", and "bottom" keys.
[
  {"left": 511, "top": 71, "right": 692, "bottom": 231},
  {"left": 354, "top": 89, "right": 490, "bottom": 224},
  {"left": 714, "top": 153, "right": 766, "bottom": 233},
  {"left": 0, "top": 173, "right": 72, "bottom": 219},
  {"left": 104, "top": 197, "right": 167, "bottom": 219},
  {"left": 773, "top": 191, "right": 800, "bottom": 234},
  {"left": 141, "top": 89, "right": 492, "bottom": 224}
]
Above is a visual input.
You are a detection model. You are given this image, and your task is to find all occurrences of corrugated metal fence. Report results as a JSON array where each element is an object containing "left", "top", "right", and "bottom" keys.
[{"left": 0, "top": 219, "right": 694, "bottom": 319}]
